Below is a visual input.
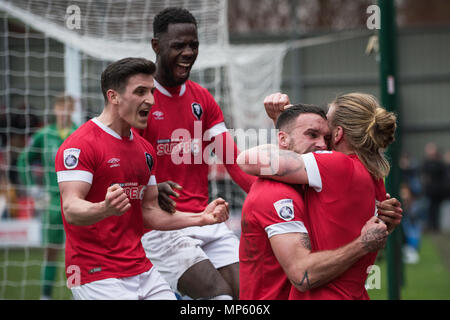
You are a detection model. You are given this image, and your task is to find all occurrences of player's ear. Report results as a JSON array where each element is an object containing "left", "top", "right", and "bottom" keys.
[
  {"left": 106, "top": 89, "right": 120, "bottom": 105},
  {"left": 278, "top": 131, "right": 289, "bottom": 149},
  {"left": 151, "top": 38, "right": 160, "bottom": 55},
  {"left": 334, "top": 126, "right": 344, "bottom": 144}
]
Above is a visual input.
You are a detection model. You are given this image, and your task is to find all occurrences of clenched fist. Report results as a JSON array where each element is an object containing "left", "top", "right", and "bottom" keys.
[
  {"left": 360, "top": 216, "right": 389, "bottom": 252},
  {"left": 376, "top": 194, "right": 403, "bottom": 234},
  {"left": 201, "top": 198, "right": 230, "bottom": 225},
  {"left": 104, "top": 184, "right": 131, "bottom": 217},
  {"left": 263, "top": 92, "right": 292, "bottom": 122}
]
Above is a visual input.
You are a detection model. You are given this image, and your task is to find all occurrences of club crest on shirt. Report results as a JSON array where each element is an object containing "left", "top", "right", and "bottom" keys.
[
  {"left": 63, "top": 148, "right": 81, "bottom": 169},
  {"left": 191, "top": 102, "right": 203, "bottom": 120},
  {"left": 145, "top": 152, "right": 153, "bottom": 172},
  {"left": 273, "top": 199, "right": 294, "bottom": 221}
]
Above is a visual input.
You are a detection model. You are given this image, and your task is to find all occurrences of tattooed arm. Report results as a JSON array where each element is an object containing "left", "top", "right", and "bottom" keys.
[
  {"left": 270, "top": 216, "right": 388, "bottom": 292},
  {"left": 236, "top": 144, "right": 309, "bottom": 184}
]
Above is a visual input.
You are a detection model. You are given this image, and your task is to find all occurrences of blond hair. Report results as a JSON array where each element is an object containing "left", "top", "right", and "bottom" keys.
[{"left": 330, "top": 93, "right": 397, "bottom": 179}]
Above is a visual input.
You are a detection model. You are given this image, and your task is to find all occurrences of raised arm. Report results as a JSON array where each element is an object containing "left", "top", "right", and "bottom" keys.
[
  {"left": 237, "top": 144, "right": 309, "bottom": 185},
  {"left": 141, "top": 185, "right": 229, "bottom": 230},
  {"left": 264, "top": 92, "right": 292, "bottom": 126},
  {"left": 270, "top": 216, "right": 388, "bottom": 292}
]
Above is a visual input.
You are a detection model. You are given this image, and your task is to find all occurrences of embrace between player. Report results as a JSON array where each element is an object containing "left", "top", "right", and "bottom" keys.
[
  {"left": 55, "top": 7, "right": 403, "bottom": 300},
  {"left": 238, "top": 93, "right": 401, "bottom": 299}
]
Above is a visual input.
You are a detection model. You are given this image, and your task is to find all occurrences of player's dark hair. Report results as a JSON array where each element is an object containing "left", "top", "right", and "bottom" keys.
[
  {"left": 101, "top": 57, "right": 156, "bottom": 102},
  {"left": 153, "top": 7, "right": 197, "bottom": 37},
  {"left": 275, "top": 104, "right": 327, "bottom": 131}
]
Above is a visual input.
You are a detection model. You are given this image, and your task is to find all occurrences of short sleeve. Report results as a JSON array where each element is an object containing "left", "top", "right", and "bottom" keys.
[
  {"left": 302, "top": 151, "right": 353, "bottom": 201},
  {"left": 203, "top": 89, "right": 225, "bottom": 136},
  {"left": 255, "top": 182, "right": 308, "bottom": 239},
  {"left": 55, "top": 138, "right": 95, "bottom": 184}
]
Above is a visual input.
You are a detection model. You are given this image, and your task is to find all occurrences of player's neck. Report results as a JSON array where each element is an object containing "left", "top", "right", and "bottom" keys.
[
  {"left": 333, "top": 142, "right": 355, "bottom": 155},
  {"left": 97, "top": 109, "right": 131, "bottom": 138},
  {"left": 155, "top": 73, "right": 186, "bottom": 91}
]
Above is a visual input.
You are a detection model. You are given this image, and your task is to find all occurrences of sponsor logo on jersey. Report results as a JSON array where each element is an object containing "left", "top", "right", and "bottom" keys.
[
  {"left": 156, "top": 138, "right": 201, "bottom": 157},
  {"left": 107, "top": 157, "right": 121, "bottom": 168},
  {"left": 145, "top": 152, "right": 153, "bottom": 172},
  {"left": 63, "top": 148, "right": 81, "bottom": 169},
  {"left": 152, "top": 110, "right": 164, "bottom": 120},
  {"left": 273, "top": 199, "right": 295, "bottom": 221},
  {"left": 191, "top": 102, "right": 203, "bottom": 120},
  {"left": 111, "top": 182, "right": 146, "bottom": 200}
]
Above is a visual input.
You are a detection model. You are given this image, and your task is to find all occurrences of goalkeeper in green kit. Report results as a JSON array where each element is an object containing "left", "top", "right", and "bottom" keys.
[{"left": 17, "top": 95, "right": 78, "bottom": 300}]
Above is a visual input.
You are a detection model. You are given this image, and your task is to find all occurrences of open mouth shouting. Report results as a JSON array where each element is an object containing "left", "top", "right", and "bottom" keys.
[
  {"left": 138, "top": 108, "right": 150, "bottom": 118},
  {"left": 176, "top": 62, "right": 191, "bottom": 78}
]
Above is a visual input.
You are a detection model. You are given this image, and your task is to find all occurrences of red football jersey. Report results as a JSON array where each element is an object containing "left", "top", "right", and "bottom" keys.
[
  {"left": 289, "top": 151, "right": 386, "bottom": 300},
  {"left": 134, "top": 80, "right": 226, "bottom": 214},
  {"left": 240, "top": 179, "right": 308, "bottom": 300},
  {"left": 55, "top": 118, "right": 155, "bottom": 285}
]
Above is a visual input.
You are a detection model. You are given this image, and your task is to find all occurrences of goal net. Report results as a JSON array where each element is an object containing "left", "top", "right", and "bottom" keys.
[{"left": 0, "top": 0, "right": 287, "bottom": 299}]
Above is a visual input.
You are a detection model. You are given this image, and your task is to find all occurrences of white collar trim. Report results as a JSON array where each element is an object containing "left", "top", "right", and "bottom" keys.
[
  {"left": 154, "top": 79, "right": 186, "bottom": 97},
  {"left": 91, "top": 117, "right": 134, "bottom": 141}
]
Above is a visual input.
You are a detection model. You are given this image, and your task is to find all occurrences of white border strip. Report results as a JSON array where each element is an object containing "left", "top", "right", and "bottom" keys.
[
  {"left": 265, "top": 221, "right": 308, "bottom": 238},
  {"left": 57, "top": 170, "right": 93, "bottom": 184},
  {"left": 301, "top": 153, "right": 322, "bottom": 192}
]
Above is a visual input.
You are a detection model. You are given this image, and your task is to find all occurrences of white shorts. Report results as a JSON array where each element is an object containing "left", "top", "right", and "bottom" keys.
[
  {"left": 71, "top": 267, "right": 176, "bottom": 300},
  {"left": 141, "top": 222, "right": 240, "bottom": 291}
]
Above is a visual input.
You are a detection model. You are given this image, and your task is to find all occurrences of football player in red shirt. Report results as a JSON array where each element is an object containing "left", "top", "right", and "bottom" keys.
[
  {"left": 239, "top": 102, "right": 398, "bottom": 300},
  {"left": 238, "top": 92, "right": 402, "bottom": 300},
  {"left": 135, "top": 8, "right": 255, "bottom": 300},
  {"left": 55, "top": 58, "right": 229, "bottom": 300}
]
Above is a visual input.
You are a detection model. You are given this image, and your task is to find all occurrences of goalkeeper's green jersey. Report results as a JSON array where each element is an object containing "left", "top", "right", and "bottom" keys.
[{"left": 17, "top": 123, "right": 78, "bottom": 196}]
